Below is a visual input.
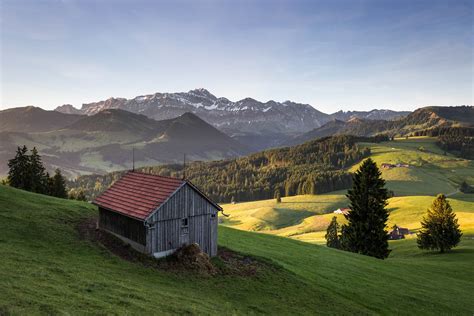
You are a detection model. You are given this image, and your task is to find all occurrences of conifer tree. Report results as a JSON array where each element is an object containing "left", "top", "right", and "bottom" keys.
[
  {"left": 459, "top": 181, "right": 472, "bottom": 193},
  {"left": 49, "top": 169, "right": 67, "bottom": 198},
  {"left": 274, "top": 190, "right": 281, "bottom": 203},
  {"left": 7, "top": 145, "right": 31, "bottom": 190},
  {"left": 417, "top": 194, "right": 462, "bottom": 253},
  {"left": 29, "top": 147, "right": 48, "bottom": 194},
  {"left": 341, "top": 158, "right": 390, "bottom": 259},
  {"left": 325, "top": 216, "right": 341, "bottom": 249}
]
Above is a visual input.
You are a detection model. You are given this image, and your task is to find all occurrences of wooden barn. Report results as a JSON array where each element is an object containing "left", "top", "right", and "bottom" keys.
[
  {"left": 388, "top": 225, "right": 410, "bottom": 240},
  {"left": 93, "top": 171, "right": 221, "bottom": 258}
]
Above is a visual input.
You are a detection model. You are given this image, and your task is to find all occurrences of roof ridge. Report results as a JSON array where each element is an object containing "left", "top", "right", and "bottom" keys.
[
  {"left": 128, "top": 170, "right": 184, "bottom": 182},
  {"left": 117, "top": 176, "right": 183, "bottom": 189}
]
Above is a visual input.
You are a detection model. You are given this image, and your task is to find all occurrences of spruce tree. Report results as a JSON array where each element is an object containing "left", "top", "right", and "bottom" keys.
[
  {"left": 29, "top": 147, "right": 48, "bottom": 194},
  {"left": 341, "top": 158, "right": 390, "bottom": 259},
  {"left": 49, "top": 169, "right": 67, "bottom": 198},
  {"left": 417, "top": 194, "right": 462, "bottom": 253},
  {"left": 7, "top": 145, "right": 31, "bottom": 190},
  {"left": 459, "top": 181, "right": 472, "bottom": 193},
  {"left": 275, "top": 190, "right": 281, "bottom": 203},
  {"left": 325, "top": 216, "right": 341, "bottom": 249}
]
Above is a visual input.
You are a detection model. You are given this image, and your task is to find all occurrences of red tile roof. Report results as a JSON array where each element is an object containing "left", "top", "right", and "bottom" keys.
[{"left": 93, "top": 171, "right": 185, "bottom": 220}]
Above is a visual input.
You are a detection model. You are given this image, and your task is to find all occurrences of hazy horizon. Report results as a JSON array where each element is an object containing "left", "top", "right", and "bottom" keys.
[{"left": 1, "top": 0, "right": 473, "bottom": 112}]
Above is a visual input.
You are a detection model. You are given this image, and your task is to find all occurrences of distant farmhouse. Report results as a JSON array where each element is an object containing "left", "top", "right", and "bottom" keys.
[
  {"left": 93, "top": 171, "right": 221, "bottom": 258},
  {"left": 381, "top": 163, "right": 411, "bottom": 170},
  {"left": 333, "top": 208, "right": 350, "bottom": 216},
  {"left": 388, "top": 225, "right": 411, "bottom": 240}
]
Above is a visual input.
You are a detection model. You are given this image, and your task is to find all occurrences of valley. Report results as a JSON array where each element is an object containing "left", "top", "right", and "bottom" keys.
[
  {"left": 0, "top": 108, "right": 250, "bottom": 177},
  {"left": 1, "top": 104, "right": 473, "bottom": 315},
  {"left": 2, "top": 1, "right": 473, "bottom": 314}
]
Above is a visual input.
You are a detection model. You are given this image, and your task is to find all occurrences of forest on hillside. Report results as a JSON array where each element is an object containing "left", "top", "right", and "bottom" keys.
[
  {"left": 69, "top": 135, "right": 377, "bottom": 203},
  {"left": 413, "top": 127, "right": 474, "bottom": 159}
]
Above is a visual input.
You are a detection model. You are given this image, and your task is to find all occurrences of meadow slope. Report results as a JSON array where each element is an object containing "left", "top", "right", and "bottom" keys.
[
  {"left": 222, "top": 137, "right": 474, "bottom": 243},
  {"left": 1, "top": 185, "right": 474, "bottom": 314}
]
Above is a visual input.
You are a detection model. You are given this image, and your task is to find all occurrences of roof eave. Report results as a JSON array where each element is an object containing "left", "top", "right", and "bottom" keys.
[
  {"left": 185, "top": 180, "right": 223, "bottom": 211},
  {"left": 94, "top": 203, "right": 147, "bottom": 221}
]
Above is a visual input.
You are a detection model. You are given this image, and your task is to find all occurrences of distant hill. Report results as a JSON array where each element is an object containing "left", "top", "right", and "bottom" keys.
[
  {"left": 0, "top": 109, "right": 249, "bottom": 177},
  {"left": 285, "top": 119, "right": 347, "bottom": 146},
  {"left": 69, "top": 135, "right": 376, "bottom": 203},
  {"left": 402, "top": 106, "right": 474, "bottom": 127},
  {"left": 0, "top": 106, "right": 83, "bottom": 133},
  {"left": 286, "top": 118, "right": 391, "bottom": 146},
  {"left": 67, "top": 109, "right": 167, "bottom": 135},
  {"left": 288, "top": 106, "right": 473, "bottom": 145}
]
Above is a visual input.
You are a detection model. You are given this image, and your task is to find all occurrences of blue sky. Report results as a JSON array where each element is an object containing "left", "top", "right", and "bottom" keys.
[{"left": 1, "top": 0, "right": 472, "bottom": 113}]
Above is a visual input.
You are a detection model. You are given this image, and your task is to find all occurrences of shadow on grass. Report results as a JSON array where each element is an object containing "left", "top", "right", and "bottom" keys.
[
  {"left": 281, "top": 201, "right": 342, "bottom": 205},
  {"left": 416, "top": 247, "right": 474, "bottom": 256}
]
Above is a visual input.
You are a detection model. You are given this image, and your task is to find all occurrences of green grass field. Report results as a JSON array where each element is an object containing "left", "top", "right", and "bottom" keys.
[
  {"left": 222, "top": 193, "right": 474, "bottom": 244},
  {"left": 2, "top": 137, "right": 474, "bottom": 314},
  {"left": 1, "top": 185, "right": 474, "bottom": 314},
  {"left": 352, "top": 137, "right": 474, "bottom": 196},
  {"left": 222, "top": 137, "right": 474, "bottom": 244}
]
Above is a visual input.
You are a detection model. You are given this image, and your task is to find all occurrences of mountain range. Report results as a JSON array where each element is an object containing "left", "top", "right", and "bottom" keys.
[
  {"left": 54, "top": 89, "right": 411, "bottom": 150},
  {"left": 330, "top": 109, "right": 411, "bottom": 121},
  {"left": 0, "top": 107, "right": 249, "bottom": 177},
  {"left": 2, "top": 88, "right": 471, "bottom": 178}
]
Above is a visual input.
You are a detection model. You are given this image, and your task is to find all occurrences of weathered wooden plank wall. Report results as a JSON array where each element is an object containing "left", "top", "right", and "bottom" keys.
[{"left": 146, "top": 184, "right": 219, "bottom": 256}]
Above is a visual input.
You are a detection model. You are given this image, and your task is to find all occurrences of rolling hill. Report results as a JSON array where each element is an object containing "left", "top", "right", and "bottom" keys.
[
  {"left": 288, "top": 106, "right": 473, "bottom": 146},
  {"left": 0, "top": 109, "right": 249, "bottom": 178},
  {"left": 68, "top": 135, "right": 372, "bottom": 202},
  {"left": 1, "top": 184, "right": 473, "bottom": 314},
  {"left": 0, "top": 106, "right": 83, "bottom": 133},
  {"left": 221, "top": 137, "right": 474, "bottom": 243}
]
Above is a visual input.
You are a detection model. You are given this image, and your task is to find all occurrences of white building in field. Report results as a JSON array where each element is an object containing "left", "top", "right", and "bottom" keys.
[{"left": 333, "top": 208, "right": 350, "bottom": 216}]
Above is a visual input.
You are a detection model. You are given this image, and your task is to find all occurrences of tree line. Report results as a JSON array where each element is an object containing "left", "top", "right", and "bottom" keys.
[
  {"left": 5, "top": 145, "right": 75, "bottom": 199},
  {"left": 69, "top": 135, "right": 378, "bottom": 202},
  {"left": 411, "top": 126, "right": 474, "bottom": 159}
]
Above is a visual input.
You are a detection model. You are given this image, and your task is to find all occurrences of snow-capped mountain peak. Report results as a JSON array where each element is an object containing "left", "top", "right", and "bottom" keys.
[{"left": 55, "top": 89, "right": 331, "bottom": 139}]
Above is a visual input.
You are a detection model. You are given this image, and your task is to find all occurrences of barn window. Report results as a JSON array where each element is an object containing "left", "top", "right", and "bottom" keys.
[
  {"left": 181, "top": 218, "right": 189, "bottom": 234},
  {"left": 211, "top": 214, "right": 216, "bottom": 218}
]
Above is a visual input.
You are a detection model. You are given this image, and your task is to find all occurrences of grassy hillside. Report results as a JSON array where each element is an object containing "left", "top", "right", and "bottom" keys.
[
  {"left": 351, "top": 137, "right": 474, "bottom": 196},
  {"left": 222, "top": 192, "right": 474, "bottom": 243},
  {"left": 222, "top": 137, "right": 474, "bottom": 243},
  {"left": 1, "top": 185, "right": 473, "bottom": 314}
]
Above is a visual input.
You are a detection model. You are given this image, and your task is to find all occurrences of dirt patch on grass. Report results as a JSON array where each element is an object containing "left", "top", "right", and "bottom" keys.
[{"left": 76, "top": 217, "right": 274, "bottom": 277}]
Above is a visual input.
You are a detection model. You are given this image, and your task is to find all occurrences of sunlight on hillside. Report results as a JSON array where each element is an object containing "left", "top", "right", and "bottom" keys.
[
  {"left": 350, "top": 137, "right": 474, "bottom": 196},
  {"left": 222, "top": 138, "right": 474, "bottom": 244}
]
